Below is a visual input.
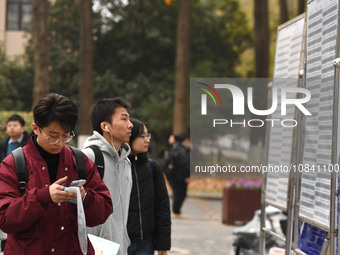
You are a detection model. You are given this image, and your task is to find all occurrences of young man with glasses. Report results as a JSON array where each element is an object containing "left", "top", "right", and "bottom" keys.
[
  {"left": 0, "top": 93, "right": 113, "bottom": 254},
  {"left": 82, "top": 97, "right": 133, "bottom": 255}
]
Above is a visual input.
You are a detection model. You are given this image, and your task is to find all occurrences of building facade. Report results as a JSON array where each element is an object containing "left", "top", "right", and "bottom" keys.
[{"left": 0, "top": 0, "right": 33, "bottom": 57}]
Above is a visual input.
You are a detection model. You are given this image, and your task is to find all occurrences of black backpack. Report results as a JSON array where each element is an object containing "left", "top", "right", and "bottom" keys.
[
  {"left": 162, "top": 147, "right": 176, "bottom": 178},
  {"left": 12, "top": 145, "right": 104, "bottom": 196},
  {"left": 85, "top": 145, "right": 104, "bottom": 179}
]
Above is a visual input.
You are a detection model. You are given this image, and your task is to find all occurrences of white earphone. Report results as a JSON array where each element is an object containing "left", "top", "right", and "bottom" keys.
[
  {"left": 100, "top": 126, "right": 121, "bottom": 211},
  {"left": 104, "top": 124, "right": 115, "bottom": 150},
  {"left": 105, "top": 126, "right": 113, "bottom": 136}
]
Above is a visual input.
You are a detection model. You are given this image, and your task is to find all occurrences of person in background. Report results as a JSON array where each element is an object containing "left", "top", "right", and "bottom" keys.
[
  {"left": 165, "top": 133, "right": 190, "bottom": 218},
  {"left": 83, "top": 98, "right": 133, "bottom": 255},
  {"left": 0, "top": 114, "right": 30, "bottom": 162},
  {"left": 0, "top": 93, "right": 113, "bottom": 254},
  {"left": 0, "top": 114, "right": 30, "bottom": 251},
  {"left": 127, "top": 118, "right": 171, "bottom": 255},
  {"left": 162, "top": 134, "right": 175, "bottom": 165},
  {"left": 168, "top": 134, "right": 175, "bottom": 147}
]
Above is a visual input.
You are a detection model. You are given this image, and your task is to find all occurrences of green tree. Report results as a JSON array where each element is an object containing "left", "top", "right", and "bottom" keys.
[
  {"left": 94, "top": 0, "right": 251, "bottom": 143},
  {"left": 93, "top": 0, "right": 178, "bottom": 139},
  {"left": 280, "top": 0, "right": 288, "bottom": 24},
  {"left": 47, "top": 0, "right": 80, "bottom": 99},
  {"left": 32, "top": 0, "right": 49, "bottom": 107},
  {"left": 77, "top": 0, "right": 94, "bottom": 136},
  {"left": 173, "top": 0, "right": 192, "bottom": 135},
  {"left": 250, "top": 0, "right": 269, "bottom": 165},
  {"left": 254, "top": 0, "right": 269, "bottom": 78},
  {"left": 20, "top": 0, "right": 251, "bottom": 154},
  {"left": 0, "top": 46, "right": 33, "bottom": 110},
  {"left": 191, "top": 0, "right": 251, "bottom": 77},
  {"left": 298, "top": 0, "right": 305, "bottom": 14},
  {"left": 25, "top": 0, "right": 81, "bottom": 100}
]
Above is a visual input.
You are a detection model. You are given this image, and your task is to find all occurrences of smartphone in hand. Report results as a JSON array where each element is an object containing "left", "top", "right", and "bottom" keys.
[{"left": 69, "top": 179, "right": 86, "bottom": 187}]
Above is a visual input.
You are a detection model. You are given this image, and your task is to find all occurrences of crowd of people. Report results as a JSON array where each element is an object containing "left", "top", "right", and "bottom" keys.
[{"left": 0, "top": 93, "right": 190, "bottom": 255}]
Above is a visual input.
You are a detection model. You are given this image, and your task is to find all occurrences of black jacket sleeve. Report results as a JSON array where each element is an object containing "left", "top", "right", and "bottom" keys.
[
  {"left": 152, "top": 160, "right": 171, "bottom": 251},
  {"left": 0, "top": 139, "right": 9, "bottom": 162},
  {"left": 172, "top": 144, "right": 190, "bottom": 180}
]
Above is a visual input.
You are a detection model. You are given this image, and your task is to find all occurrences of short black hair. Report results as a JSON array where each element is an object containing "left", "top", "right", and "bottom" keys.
[
  {"left": 129, "top": 118, "right": 147, "bottom": 145},
  {"left": 90, "top": 97, "right": 131, "bottom": 135},
  {"left": 175, "top": 132, "right": 188, "bottom": 143},
  {"left": 33, "top": 93, "right": 78, "bottom": 131},
  {"left": 7, "top": 114, "right": 25, "bottom": 127}
]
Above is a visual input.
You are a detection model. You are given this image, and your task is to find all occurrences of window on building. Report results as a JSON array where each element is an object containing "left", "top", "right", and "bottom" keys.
[{"left": 6, "top": 0, "right": 34, "bottom": 31}]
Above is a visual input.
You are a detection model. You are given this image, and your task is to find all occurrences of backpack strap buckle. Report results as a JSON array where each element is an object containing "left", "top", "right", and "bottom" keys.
[{"left": 19, "top": 181, "right": 26, "bottom": 190}]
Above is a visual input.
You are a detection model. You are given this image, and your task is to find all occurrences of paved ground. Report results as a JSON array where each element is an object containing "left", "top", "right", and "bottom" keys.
[{"left": 167, "top": 197, "right": 238, "bottom": 255}]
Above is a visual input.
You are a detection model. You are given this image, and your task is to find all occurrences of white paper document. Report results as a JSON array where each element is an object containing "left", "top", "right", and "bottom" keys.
[
  {"left": 65, "top": 186, "right": 88, "bottom": 255},
  {"left": 88, "top": 234, "right": 120, "bottom": 255}
]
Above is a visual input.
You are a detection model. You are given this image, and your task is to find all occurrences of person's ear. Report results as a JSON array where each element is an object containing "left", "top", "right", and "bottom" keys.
[
  {"left": 32, "top": 123, "right": 39, "bottom": 135},
  {"left": 101, "top": 122, "right": 110, "bottom": 133}
]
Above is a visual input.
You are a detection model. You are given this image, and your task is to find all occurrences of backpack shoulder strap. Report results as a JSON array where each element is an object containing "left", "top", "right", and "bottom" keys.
[
  {"left": 12, "top": 147, "right": 27, "bottom": 196},
  {"left": 87, "top": 145, "right": 104, "bottom": 179},
  {"left": 69, "top": 146, "right": 86, "bottom": 179},
  {"left": 148, "top": 158, "right": 156, "bottom": 178}
]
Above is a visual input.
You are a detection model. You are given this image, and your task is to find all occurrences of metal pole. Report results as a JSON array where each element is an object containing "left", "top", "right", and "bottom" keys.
[
  {"left": 285, "top": 173, "right": 295, "bottom": 255},
  {"left": 293, "top": 14, "right": 307, "bottom": 251},
  {"left": 331, "top": 56, "right": 340, "bottom": 255},
  {"left": 332, "top": 3, "right": 340, "bottom": 255},
  {"left": 260, "top": 81, "right": 273, "bottom": 255}
]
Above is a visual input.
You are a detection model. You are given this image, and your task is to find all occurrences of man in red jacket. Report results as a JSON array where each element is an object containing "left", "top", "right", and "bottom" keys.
[{"left": 0, "top": 93, "right": 113, "bottom": 254}]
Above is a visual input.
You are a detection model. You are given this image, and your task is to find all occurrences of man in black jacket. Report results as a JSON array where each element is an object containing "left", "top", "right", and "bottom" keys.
[
  {"left": 166, "top": 133, "right": 190, "bottom": 218},
  {"left": 0, "top": 114, "right": 30, "bottom": 251}
]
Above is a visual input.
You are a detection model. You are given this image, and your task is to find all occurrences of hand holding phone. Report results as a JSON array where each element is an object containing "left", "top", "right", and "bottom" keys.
[{"left": 69, "top": 179, "right": 86, "bottom": 187}]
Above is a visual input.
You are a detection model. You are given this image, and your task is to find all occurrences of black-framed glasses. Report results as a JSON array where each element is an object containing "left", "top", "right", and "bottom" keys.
[
  {"left": 138, "top": 133, "right": 151, "bottom": 141},
  {"left": 39, "top": 128, "right": 75, "bottom": 144}
]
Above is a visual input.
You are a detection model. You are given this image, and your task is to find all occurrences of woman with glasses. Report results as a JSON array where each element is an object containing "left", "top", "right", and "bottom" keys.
[
  {"left": 0, "top": 93, "right": 113, "bottom": 254},
  {"left": 127, "top": 118, "right": 171, "bottom": 255}
]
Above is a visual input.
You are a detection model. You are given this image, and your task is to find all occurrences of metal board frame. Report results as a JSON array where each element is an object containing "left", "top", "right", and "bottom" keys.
[
  {"left": 265, "top": 13, "right": 306, "bottom": 210},
  {"left": 293, "top": 0, "right": 340, "bottom": 254},
  {"left": 260, "top": 13, "right": 306, "bottom": 255},
  {"left": 299, "top": 0, "right": 337, "bottom": 228}
]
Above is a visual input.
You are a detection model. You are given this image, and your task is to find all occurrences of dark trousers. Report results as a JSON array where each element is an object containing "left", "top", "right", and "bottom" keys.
[
  {"left": 128, "top": 237, "right": 153, "bottom": 255},
  {"left": 1, "top": 239, "right": 6, "bottom": 251},
  {"left": 168, "top": 178, "right": 188, "bottom": 214}
]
